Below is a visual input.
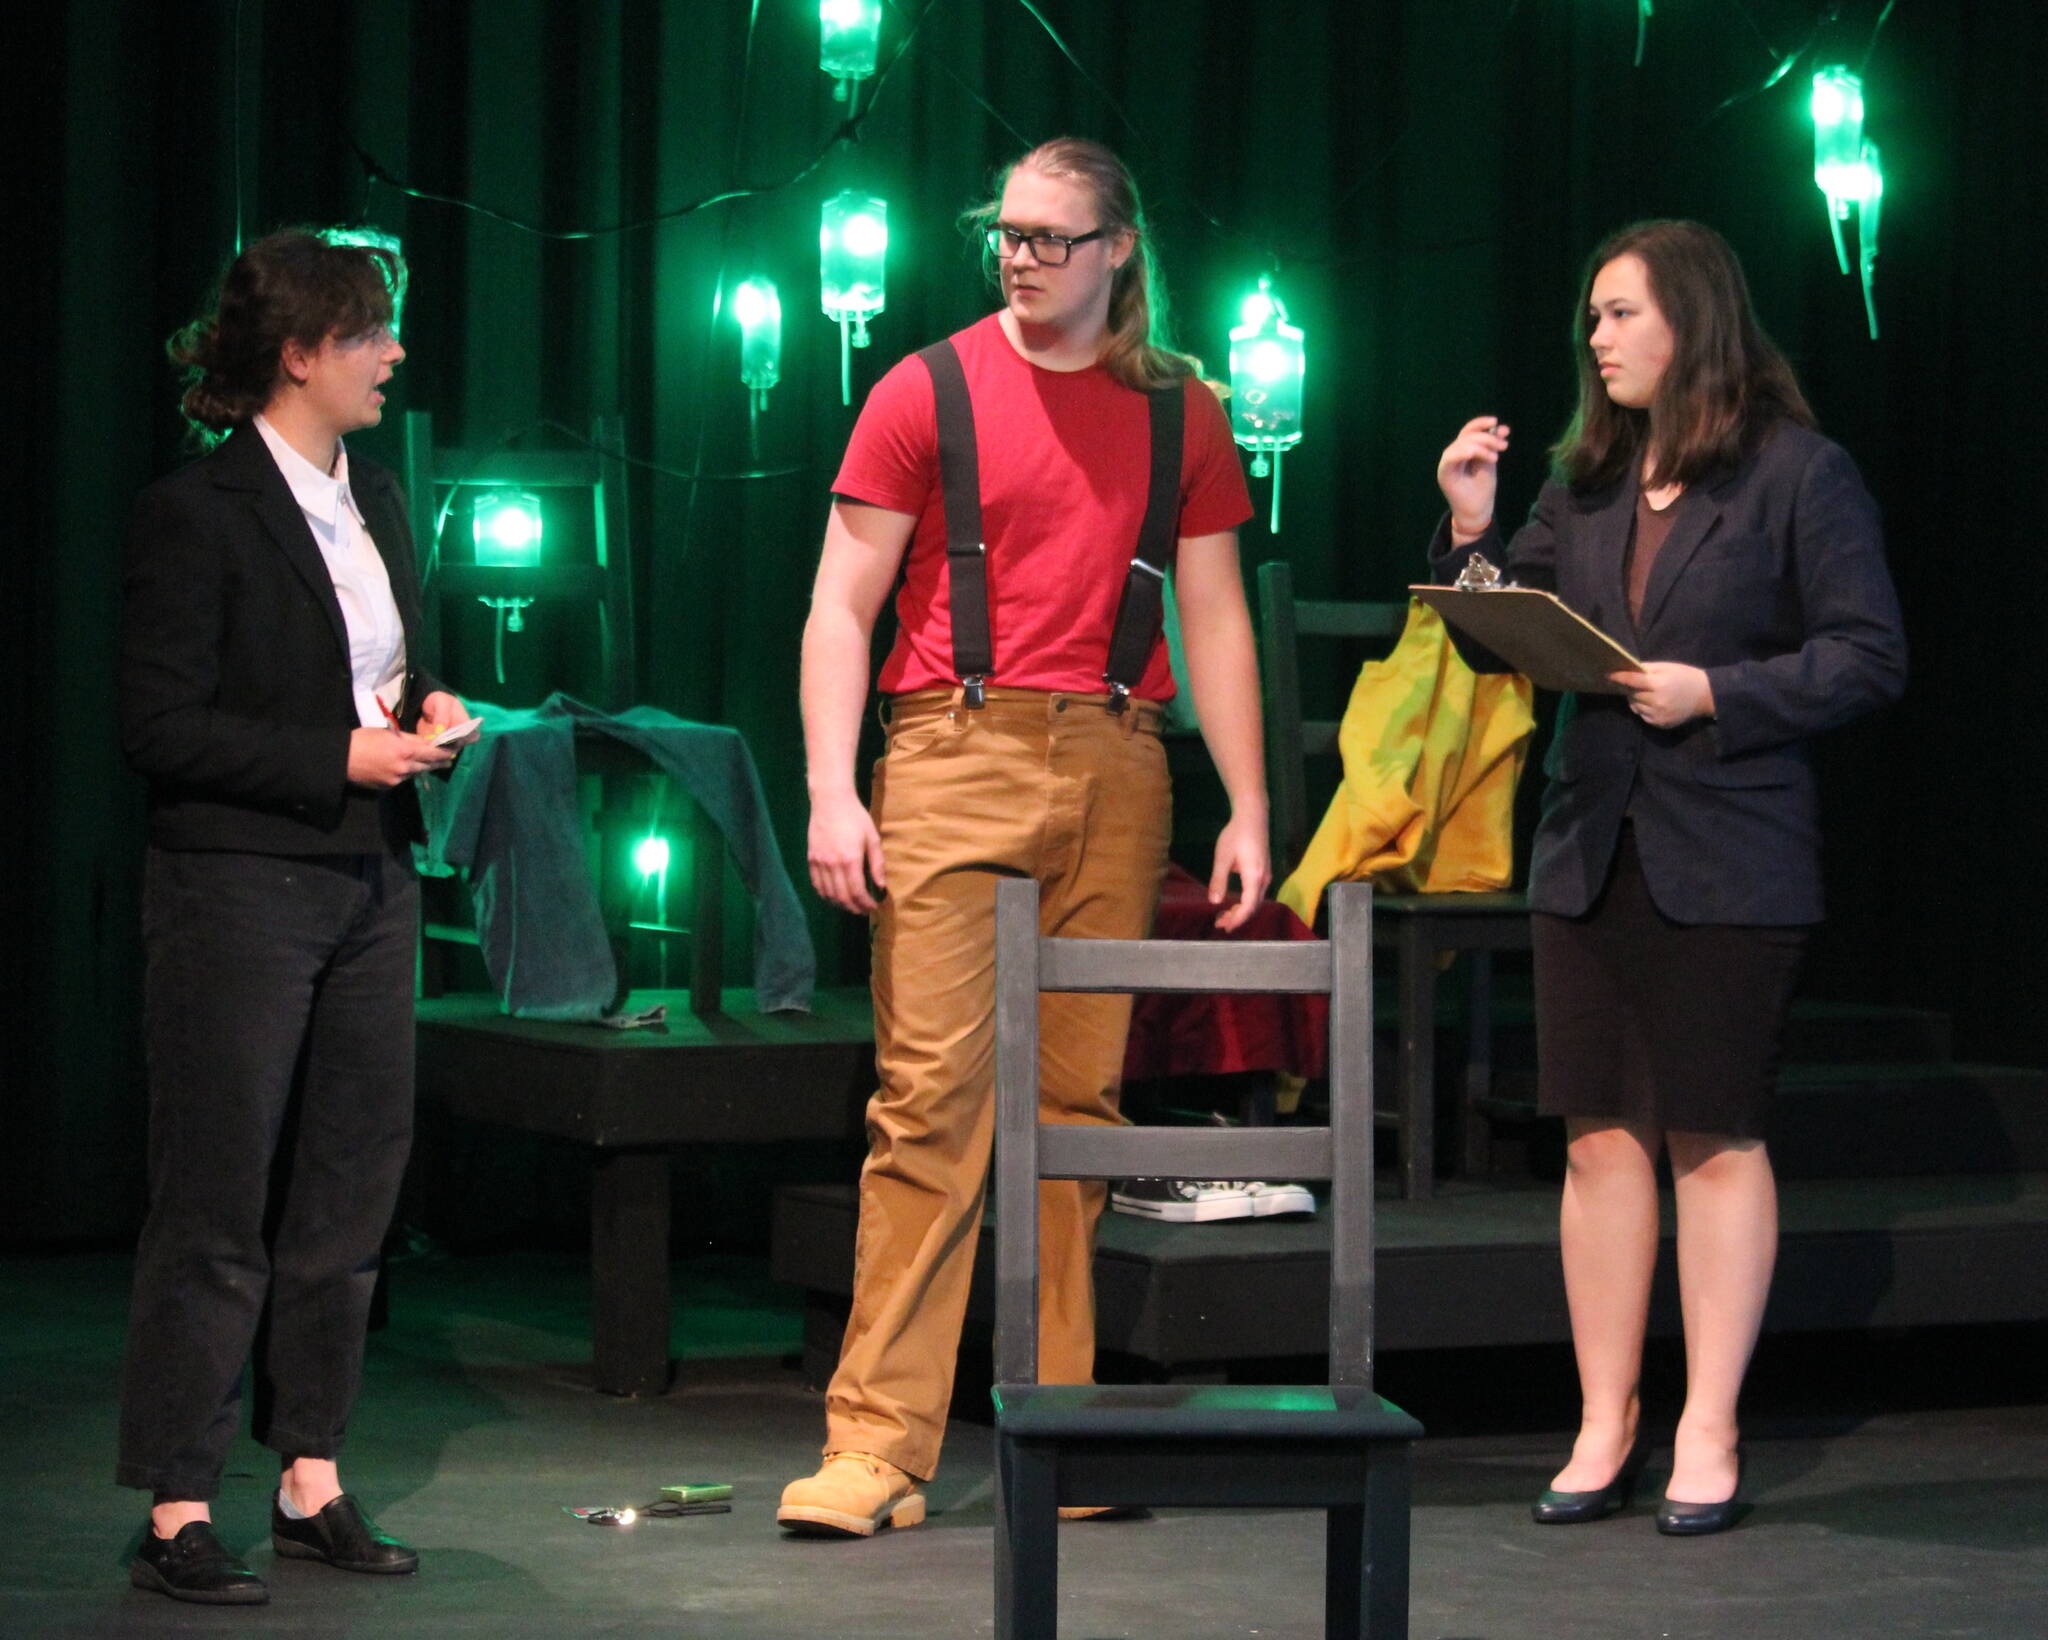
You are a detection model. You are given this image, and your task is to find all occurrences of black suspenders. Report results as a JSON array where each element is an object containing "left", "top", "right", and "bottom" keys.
[{"left": 916, "top": 338, "right": 1185, "bottom": 713}]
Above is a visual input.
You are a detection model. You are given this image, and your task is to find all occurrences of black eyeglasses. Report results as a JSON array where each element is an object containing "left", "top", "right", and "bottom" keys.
[{"left": 985, "top": 225, "right": 1108, "bottom": 266}]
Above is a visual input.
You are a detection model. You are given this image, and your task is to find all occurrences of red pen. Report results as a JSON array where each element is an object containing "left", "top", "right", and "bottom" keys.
[{"left": 377, "top": 697, "right": 404, "bottom": 732}]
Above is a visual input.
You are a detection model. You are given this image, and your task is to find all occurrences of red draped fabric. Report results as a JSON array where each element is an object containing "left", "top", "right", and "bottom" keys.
[{"left": 1121, "top": 864, "right": 1329, "bottom": 1081}]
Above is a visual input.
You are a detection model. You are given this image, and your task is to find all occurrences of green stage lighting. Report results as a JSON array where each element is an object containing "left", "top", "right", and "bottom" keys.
[
  {"left": 1228, "top": 276, "right": 1304, "bottom": 534},
  {"left": 473, "top": 491, "right": 543, "bottom": 568},
  {"left": 1811, "top": 66, "right": 1884, "bottom": 337},
  {"left": 734, "top": 277, "right": 783, "bottom": 413},
  {"left": 323, "top": 226, "right": 407, "bottom": 336},
  {"left": 1811, "top": 66, "right": 1872, "bottom": 275},
  {"left": 820, "top": 0, "right": 881, "bottom": 102},
  {"left": 821, "top": 191, "right": 888, "bottom": 405},
  {"left": 634, "top": 835, "right": 672, "bottom": 878}
]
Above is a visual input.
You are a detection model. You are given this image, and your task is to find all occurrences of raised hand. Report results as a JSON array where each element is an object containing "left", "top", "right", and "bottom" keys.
[{"left": 1436, "top": 415, "right": 1511, "bottom": 538}]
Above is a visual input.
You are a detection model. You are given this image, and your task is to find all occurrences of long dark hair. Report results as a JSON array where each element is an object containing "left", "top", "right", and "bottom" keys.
[
  {"left": 168, "top": 229, "right": 402, "bottom": 443},
  {"left": 1550, "top": 219, "right": 1813, "bottom": 492},
  {"left": 962, "top": 137, "right": 1193, "bottom": 391}
]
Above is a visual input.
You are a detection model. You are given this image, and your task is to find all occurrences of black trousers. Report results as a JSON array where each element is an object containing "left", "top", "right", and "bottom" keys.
[{"left": 116, "top": 846, "right": 419, "bottom": 1501}]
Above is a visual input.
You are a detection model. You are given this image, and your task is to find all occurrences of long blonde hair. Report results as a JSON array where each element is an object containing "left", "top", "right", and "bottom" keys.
[{"left": 965, "top": 137, "right": 1193, "bottom": 392}]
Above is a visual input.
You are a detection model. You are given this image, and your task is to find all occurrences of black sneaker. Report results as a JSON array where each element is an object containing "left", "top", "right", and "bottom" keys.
[
  {"left": 130, "top": 1520, "right": 269, "bottom": 1605},
  {"left": 1110, "top": 1178, "right": 1259, "bottom": 1222}
]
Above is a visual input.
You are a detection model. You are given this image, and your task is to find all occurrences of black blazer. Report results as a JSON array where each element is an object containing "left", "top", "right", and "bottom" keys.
[
  {"left": 119, "top": 424, "right": 443, "bottom": 855},
  {"left": 1430, "top": 420, "right": 1907, "bottom": 925}
]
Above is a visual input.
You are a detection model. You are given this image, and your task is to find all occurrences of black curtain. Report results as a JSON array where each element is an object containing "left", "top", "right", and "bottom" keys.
[{"left": 17, "top": 0, "right": 2042, "bottom": 1243}]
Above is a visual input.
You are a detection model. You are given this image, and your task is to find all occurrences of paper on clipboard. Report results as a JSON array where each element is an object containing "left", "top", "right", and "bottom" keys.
[{"left": 1409, "top": 585, "right": 1641, "bottom": 694}]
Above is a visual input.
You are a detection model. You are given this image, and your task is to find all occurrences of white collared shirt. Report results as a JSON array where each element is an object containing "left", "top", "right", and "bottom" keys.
[{"left": 255, "top": 415, "right": 408, "bottom": 728}]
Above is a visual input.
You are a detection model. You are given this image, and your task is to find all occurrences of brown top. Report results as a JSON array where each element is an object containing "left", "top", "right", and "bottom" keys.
[{"left": 1626, "top": 489, "right": 1682, "bottom": 626}]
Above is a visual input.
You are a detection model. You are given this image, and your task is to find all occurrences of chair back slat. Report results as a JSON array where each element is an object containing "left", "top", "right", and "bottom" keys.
[
  {"left": 1038, "top": 1125, "right": 1334, "bottom": 1183},
  {"left": 1292, "top": 600, "right": 1404, "bottom": 640},
  {"left": 1040, "top": 935, "right": 1331, "bottom": 995}
]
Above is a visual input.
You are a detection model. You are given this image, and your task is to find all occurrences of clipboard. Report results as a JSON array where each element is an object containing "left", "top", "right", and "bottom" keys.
[{"left": 1409, "top": 585, "right": 1641, "bottom": 694}]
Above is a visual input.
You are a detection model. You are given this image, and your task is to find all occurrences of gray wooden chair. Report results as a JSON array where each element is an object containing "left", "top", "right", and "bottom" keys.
[
  {"left": 1257, "top": 559, "right": 1532, "bottom": 1192},
  {"left": 991, "top": 878, "right": 1421, "bottom": 1639}
]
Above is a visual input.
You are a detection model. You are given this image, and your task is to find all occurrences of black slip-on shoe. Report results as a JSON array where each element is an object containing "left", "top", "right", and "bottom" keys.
[
  {"left": 130, "top": 1520, "right": 269, "bottom": 1605},
  {"left": 272, "top": 1493, "right": 420, "bottom": 1573}
]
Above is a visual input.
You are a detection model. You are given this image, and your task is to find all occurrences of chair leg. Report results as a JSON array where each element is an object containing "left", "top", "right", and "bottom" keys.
[
  {"left": 1460, "top": 950, "right": 1496, "bottom": 1179},
  {"left": 1396, "top": 922, "right": 1436, "bottom": 1200},
  {"left": 995, "top": 1436, "right": 1059, "bottom": 1640},
  {"left": 1326, "top": 1445, "right": 1413, "bottom": 1640}
]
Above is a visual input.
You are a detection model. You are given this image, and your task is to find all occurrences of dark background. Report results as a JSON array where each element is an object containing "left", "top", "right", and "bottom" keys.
[{"left": 15, "top": 0, "right": 2040, "bottom": 1245}]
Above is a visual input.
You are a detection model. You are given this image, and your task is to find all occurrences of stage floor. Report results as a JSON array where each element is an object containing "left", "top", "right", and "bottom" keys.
[{"left": 6, "top": 1249, "right": 2044, "bottom": 1639}]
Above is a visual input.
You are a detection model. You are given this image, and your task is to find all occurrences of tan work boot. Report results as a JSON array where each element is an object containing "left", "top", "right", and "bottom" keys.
[{"left": 777, "top": 1452, "right": 927, "bottom": 1538}]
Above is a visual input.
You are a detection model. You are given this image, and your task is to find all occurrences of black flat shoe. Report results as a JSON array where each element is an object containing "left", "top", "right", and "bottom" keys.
[
  {"left": 130, "top": 1520, "right": 269, "bottom": 1605},
  {"left": 1531, "top": 1433, "right": 1650, "bottom": 1525},
  {"left": 272, "top": 1493, "right": 420, "bottom": 1574},
  {"left": 1656, "top": 1452, "right": 1747, "bottom": 1536}
]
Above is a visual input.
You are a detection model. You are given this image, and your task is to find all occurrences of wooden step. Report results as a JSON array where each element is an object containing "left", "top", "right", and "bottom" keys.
[{"left": 773, "top": 1171, "right": 2048, "bottom": 1374}]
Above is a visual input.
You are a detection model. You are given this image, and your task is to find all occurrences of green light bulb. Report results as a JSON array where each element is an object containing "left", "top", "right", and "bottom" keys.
[
  {"left": 1228, "top": 276, "right": 1305, "bottom": 532},
  {"left": 472, "top": 491, "right": 544, "bottom": 567},
  {"left": 821, "top": 192, "right": 888, "bottom": 324},
  {"left": 635, "top": 836, "right": 671, "bottom": 877},
  {"left": 820, "top": 0, "right": 881, "bottom": 99},
  {"left": 822, "top": 191, "right": 889, "bottom": 403},
  {"left": 1812, "top": 68, "right": 1869, "bottom": 203},
  {"left": 734, "top": 277, "right": 782, "bottom": 398},
  {"left": 1812, "top": 66, "right": 1873, "bottom": 274},
  {"left": 1229, "top": 277, "right": 1305, "bottom": 453}
]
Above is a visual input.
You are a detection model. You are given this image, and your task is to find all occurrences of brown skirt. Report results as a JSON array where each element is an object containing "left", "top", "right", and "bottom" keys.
[{"left": 1531, "top": 825, "right": 1809, "bottom": 1138}]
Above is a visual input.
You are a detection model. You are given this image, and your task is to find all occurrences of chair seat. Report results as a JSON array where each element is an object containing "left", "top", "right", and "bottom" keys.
[{"left": 994, "top": 1382, "right": 1423, "bottom": 1442}]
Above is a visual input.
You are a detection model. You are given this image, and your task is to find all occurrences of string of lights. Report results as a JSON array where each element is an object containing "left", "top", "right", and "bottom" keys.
[{"left": 344, "top": 0, "right": 943, "bottom": 242}]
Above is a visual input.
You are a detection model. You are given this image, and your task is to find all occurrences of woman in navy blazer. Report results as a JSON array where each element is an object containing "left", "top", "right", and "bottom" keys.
[
  {"left": 116, "top": 231, "right": 468, "bottom": 1603},
  {"left": 1431, "top": 221, "right": 1905, "bottom": 1534}
]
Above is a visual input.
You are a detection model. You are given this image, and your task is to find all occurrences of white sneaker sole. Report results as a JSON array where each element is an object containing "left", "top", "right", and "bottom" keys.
[{"left": 1110, "top": 1193, "right": 1258, "bottom": 1223}]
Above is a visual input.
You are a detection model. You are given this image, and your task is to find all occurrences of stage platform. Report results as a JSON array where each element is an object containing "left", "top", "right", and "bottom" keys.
[
  {"left": 8, "top": 1248, "right": 2045, "bottom": 1639},
  {"left": 775, "top": 1171, "right": 2048, "bottom": 1379}
]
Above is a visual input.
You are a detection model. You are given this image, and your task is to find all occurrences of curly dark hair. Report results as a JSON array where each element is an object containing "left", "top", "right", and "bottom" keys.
[
  {"left": 168, "top": 229, "right": 403, "bottom": 442},
  {"left": 1550, "top": 219, "right": 1813, "bottom": 493}
]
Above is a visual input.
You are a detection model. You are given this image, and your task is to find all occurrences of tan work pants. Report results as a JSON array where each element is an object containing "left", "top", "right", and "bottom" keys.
[{"left": 823, "top": 686, "right": 1171, "bottom": 1479}]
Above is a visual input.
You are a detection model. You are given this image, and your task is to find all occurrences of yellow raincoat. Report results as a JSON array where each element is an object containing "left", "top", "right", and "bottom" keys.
[{"left": 1278, "top": 599, "right": 1536, "bottom": 928}]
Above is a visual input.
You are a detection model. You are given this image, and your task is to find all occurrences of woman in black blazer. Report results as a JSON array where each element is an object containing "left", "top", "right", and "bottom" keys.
[
  {"left": 1431, "top": 221, "right": 1905, "bottom": 1534},
  {"left": 116, "top": 230, "right": 469, "bottom": 1603}
]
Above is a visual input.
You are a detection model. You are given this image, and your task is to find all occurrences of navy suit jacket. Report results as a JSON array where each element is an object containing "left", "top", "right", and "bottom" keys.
[
  {"left": 1430, "top": 419, "right": 1906, "bottom": 925},
  {"left": 119, "top": 424, "right": 443, "bottom": 854}
]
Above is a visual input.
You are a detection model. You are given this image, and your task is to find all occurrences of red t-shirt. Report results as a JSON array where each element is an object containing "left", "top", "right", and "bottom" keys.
[{"left": 832, "top": 314, "right": 1253, "bottom": 698}]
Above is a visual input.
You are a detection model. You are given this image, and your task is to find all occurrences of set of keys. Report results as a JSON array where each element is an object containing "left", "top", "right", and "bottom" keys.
[{"left": 565, "top": 1483, "right": 734, "bottom": 1526}]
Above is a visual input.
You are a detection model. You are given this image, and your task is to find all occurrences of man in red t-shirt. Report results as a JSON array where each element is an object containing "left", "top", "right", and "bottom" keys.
[{"left": 782, "top": 138, "right": 1269, "bottom": 1539}]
